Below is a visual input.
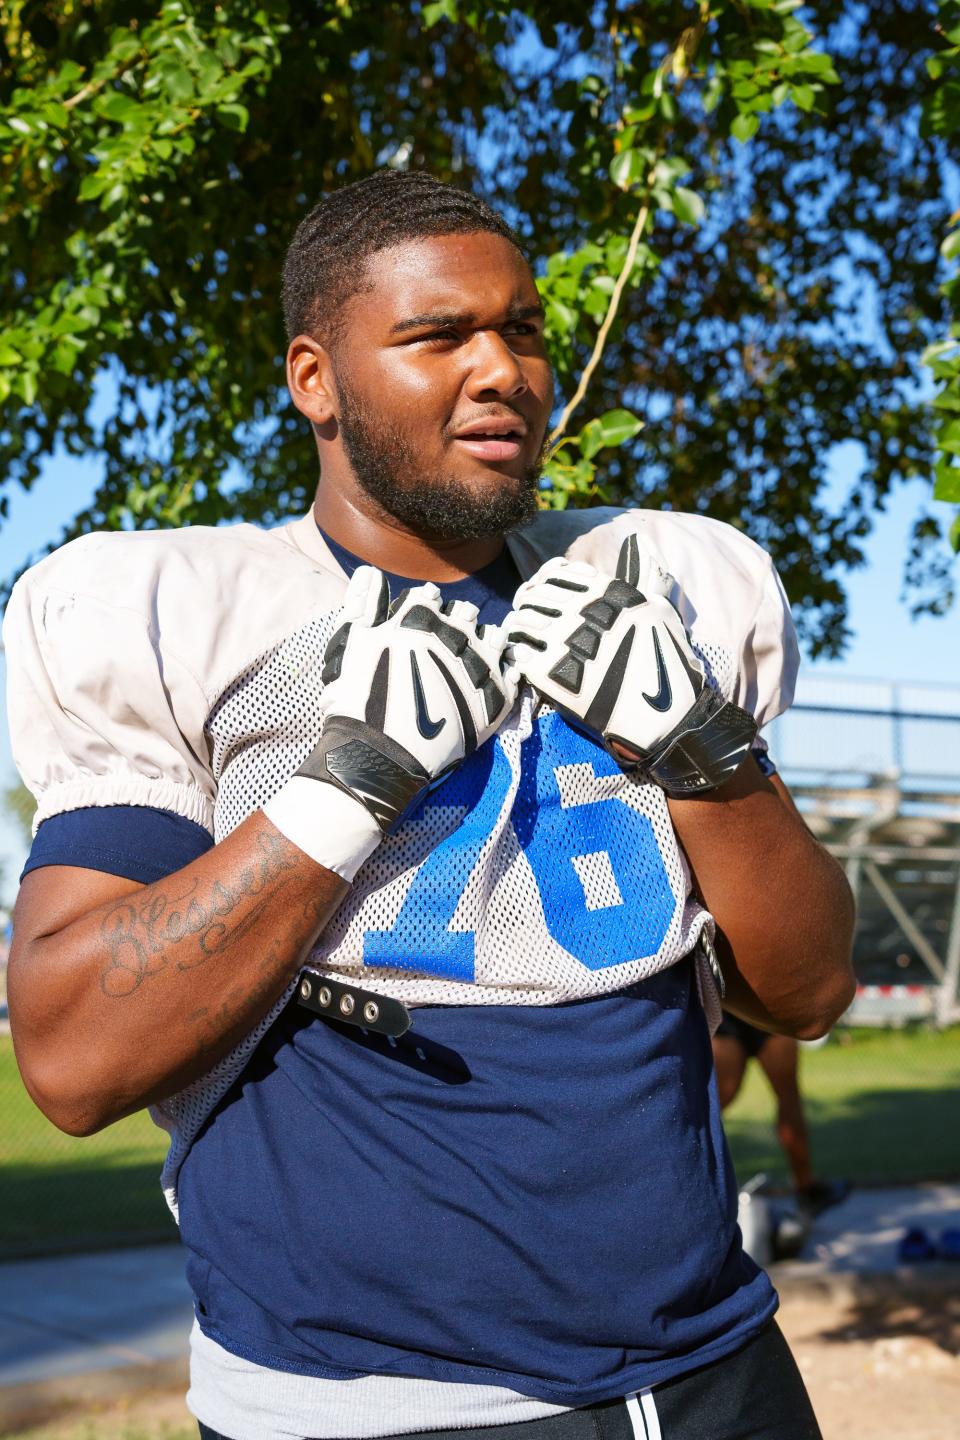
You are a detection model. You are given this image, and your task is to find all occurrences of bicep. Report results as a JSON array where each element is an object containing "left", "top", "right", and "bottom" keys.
[
  {"left": 12, "top": 803, "right": 214, "bottom": 950},
  {"left": 13, "top": 865, "right": 144, "bottom": 949},
  {"left": 768, "top": 771, "right": 803, "bottom": 819}
]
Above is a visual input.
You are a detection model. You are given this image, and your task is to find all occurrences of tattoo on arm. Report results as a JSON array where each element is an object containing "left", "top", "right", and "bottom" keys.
[{"left": 98, "top": 828, "right": 305, "bottom": 998}]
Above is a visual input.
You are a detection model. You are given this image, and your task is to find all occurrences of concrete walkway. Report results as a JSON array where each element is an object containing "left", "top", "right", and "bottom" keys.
[
  {"left": 0, "top": 1244, "right": 192, "bottom": 1431},
  {"left": 1, "top": 1184, "right": 959, "bottom": 1431},
  {"left": 789, "top": 1179, "right": 960, "bottom": 1276}
]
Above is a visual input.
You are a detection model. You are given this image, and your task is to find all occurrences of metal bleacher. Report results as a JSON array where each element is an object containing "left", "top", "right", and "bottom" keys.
[{"left": 767, "top": 676, "right": 960, "bottom": 1027}]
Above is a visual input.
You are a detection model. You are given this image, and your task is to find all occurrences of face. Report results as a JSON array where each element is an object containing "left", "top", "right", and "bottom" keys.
[{"left": 325, "top": 232, "right": 555, "bottom": 541}]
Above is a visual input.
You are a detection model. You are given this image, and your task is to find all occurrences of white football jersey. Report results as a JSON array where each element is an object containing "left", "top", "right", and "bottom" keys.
[{"left": 4, "top": 505, "right": 798, "bottom": 1208}]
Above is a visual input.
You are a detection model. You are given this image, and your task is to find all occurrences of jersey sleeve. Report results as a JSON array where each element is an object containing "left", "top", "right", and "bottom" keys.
[
  {"left": 4, "top": 542, "right": 215, "bottom": 836},
  {"left": 22, "top": 805, "right": 214, "bottom": 883}
]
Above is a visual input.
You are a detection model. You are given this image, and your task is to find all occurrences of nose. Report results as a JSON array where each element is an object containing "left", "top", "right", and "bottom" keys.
[{"left": 463, "top": 330, "right": 528, "bottom": 402}]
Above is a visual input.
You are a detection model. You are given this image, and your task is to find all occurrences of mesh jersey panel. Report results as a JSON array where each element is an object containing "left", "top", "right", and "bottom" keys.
[{"left": 153, "top": 613, "right": 729, "bottom": 1209}]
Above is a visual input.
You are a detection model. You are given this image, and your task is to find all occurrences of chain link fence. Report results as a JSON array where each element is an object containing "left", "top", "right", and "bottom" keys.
[{"left": 2, "top": 678, "right": 959, "bottom": 1256}]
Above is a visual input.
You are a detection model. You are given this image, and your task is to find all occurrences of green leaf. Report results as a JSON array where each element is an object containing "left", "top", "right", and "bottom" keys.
[
  {"left": 609, "top": 148, "right": 645, "bottom": 191},
  {"left": 217, "top": 103, "right": 250, "bottom": 131},
  {"left": 545, "top": 297, "right": 579, "bottom": 334},
  {"left": 158, "top": 62, "right": 195, "bottom": 102},
  {"left": 655, "top": 154, "right": 692, "bottom": 182},
  {"left": 801, "top": 53, "right": 840, "bottom": 81},
  {"left": 101, "top": 182, "right": 128, "bottom": 210},
  {"left": 934, "top": 460, "right": 960, "bottom": 501},
  {"left": 51, "top": 340, "right": 80, "bottom": 375},
  {"left": 730, "top": 112, "right": 759, "bottom": 144},
  {"left": 580, "top": 408, "right": 644, "bottom": 457},
  {"left": 702, "top": 76, "right": 724, "bottom": 113},
  {"left": 672, "top": 187, "right": 705, "bottom": 225},
  {"left": 791, "top": 84, "right": 817, "bottom": 112},
  {"left": 99, "top": 92, "right": 142, "bottom": 122},
  {"left": 941, "top": 229, "right": 960, "bottom": 262},
  {"left": 950, "top": 512, "right": 960, "bottom": 553},
  {"left": 596, "top": 408, "right": 643, "bottom": 445},
  {"left": 582, "top": 287, "right": 610, "bottom": 319},
  {"left": 20, "top": 370, "right": 38, "bottom": 406},
  {"left": 78, "top": 170, "right": 110, "bottom": 200},
  {"left": 0, "top": 344, "right": 21, "bottom": 365},
  {"left": 782, "top": 22, "right": 812, "bottom": 54},
  {"left": 108, "top": 30, "right": 142, "bottom": 63},
  {"left": 40, "top": 101, "right": 70, "bottom": 128},
  {"left": 922, "top": 339, "right": 958, "bottom": 366},
  {"left": 421, "top": 0, "right": 457, "bottom": 26},
  {"left": 579, "top": 419, "right": 605, "bottom": 459},
  {"left": 938, "top": 417, "right": 960, "bottom": 454}
]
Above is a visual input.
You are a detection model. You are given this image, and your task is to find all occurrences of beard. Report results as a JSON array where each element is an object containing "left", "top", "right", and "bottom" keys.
[{"left": 334, "top": 374, "right": 544, "bottom": 542}]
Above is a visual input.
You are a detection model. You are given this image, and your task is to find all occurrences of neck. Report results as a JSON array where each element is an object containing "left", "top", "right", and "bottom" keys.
[{"left": 312, "top": 480, "right": 505, "bottom": 581}]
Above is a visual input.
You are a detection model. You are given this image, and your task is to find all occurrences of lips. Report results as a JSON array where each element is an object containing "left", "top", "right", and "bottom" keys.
[
  {"left": 451, "top": 417, "right": 527, "bottom": 464},
  {"left": 453, "top": 435, "right": 524, "bottom": 461}
]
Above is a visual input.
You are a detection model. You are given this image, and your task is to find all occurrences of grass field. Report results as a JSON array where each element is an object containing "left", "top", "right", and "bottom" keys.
[
  {"left": 723, "top": 1024, "right": 960, "bottom": 1188},
  {"left": 2, "top": 1026, "right": 958, "bottom": 1257},
  {"left": 1, "top": 1037, "right": 174, "bottom": 1259}
]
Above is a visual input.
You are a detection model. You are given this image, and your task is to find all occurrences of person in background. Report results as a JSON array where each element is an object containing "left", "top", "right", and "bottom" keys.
[{"left": 713, "top": 1014, "right": 850, "bottom": 1217}]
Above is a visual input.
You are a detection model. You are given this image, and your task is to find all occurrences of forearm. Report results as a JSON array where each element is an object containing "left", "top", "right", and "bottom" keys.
[
  {"left": 9, "top": 812, "right": 348, "bottom": 1134},
  {"left": 668, "top": 760, "right": 856, "bottom": 1037}
]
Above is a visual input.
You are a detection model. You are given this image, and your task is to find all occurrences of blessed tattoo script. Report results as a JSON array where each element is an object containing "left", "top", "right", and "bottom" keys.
[{"left": 99, "top": 828, "right": 304, "bottom": 998}]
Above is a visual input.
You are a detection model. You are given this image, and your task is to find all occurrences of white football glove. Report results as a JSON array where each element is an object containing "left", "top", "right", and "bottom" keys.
[
  {"left": 506, "top": 534, "right": 757, "bottom": 797},
  {"left": 264, "top": 566, "right": 518, "bottom": 879}
]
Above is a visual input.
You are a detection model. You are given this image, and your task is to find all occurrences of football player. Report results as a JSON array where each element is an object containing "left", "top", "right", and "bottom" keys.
[{"left": 5, "top": 171, "right": 855, "bottom": 1440}]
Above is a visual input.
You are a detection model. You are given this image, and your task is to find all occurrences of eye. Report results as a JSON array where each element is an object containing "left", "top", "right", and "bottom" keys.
[{"left": 420, "top": 328, "right": 460, "bottom": 345}]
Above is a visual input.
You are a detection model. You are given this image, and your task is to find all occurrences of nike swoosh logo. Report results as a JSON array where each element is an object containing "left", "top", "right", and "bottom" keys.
[
  {"left": 641, "top": 628, "right": 673, "bottom": 712},
  {"left": 410, "top": 653, "right": 446, "bottom": 739},
  {"left": 665, "top": 625, "right": 705, "bottom": 697}
]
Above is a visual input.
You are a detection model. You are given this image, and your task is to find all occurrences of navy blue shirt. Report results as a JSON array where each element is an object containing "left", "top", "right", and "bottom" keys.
[{"left": 22, "top": 530, "right": 775, "bottom": 1403}]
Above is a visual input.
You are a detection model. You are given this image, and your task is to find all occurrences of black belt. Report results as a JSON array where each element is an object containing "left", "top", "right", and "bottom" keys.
[{"left": 296, "top": 972, "right": 411, "bottom": 1038}]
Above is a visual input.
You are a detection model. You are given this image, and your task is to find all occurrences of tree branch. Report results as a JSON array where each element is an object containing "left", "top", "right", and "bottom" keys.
[
  {"left": 547, "top": 12, "right": 707, "bottom": 449},
  {"left": 547, "top": 176, "right": 656, "bottom": 448}
]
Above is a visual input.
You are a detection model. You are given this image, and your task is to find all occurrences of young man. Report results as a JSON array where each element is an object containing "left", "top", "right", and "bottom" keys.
[{"left": 5, "top": 171, "right": 855, "bottom": 1440}]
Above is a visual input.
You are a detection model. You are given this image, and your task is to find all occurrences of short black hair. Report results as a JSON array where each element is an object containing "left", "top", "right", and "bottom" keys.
[{"left": 281, "top": 170, "right": 525, "bottom": 345}]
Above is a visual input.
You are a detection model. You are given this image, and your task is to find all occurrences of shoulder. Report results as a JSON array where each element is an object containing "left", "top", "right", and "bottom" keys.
[
  {"left": 7, "top": 520, "right": 348, "bottom": 706},
  {"left": 512, "top": 505, "right": 798, "bottom": 724},
  {"left": 16, "top": 520, "right": 321, "bottom": 601},
  {"left": 514, "top": 507, "right": 777, "bottom": 598}
]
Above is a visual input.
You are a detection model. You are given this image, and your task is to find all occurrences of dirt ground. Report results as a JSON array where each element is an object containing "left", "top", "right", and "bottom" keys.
[
  {"left": 778, "top": 1277, "right": 960, "bottom": 1440},
  {"left": 6, "top": 1281, "right": 959, "bottom": 1440}
]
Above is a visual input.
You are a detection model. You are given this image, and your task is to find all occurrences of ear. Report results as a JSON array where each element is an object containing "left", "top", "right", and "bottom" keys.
[{"left": 286, "top": 334, "right": 338, "bottom": 428}]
